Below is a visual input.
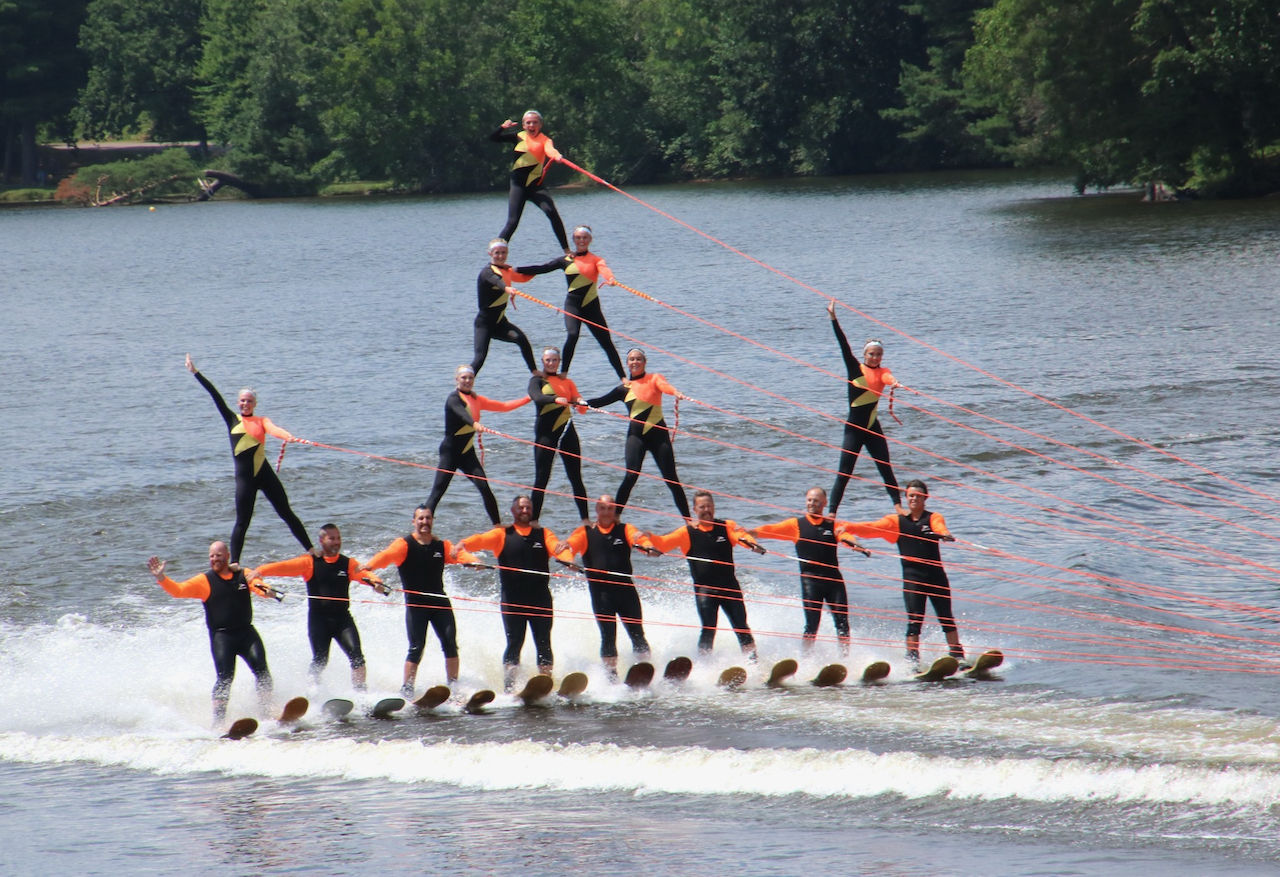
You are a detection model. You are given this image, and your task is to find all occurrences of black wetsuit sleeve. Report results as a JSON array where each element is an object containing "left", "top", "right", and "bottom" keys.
[
  {"left": 490, "top": 126, "right": 519, "bottom": 144},
  {"left": 831, "top": 318, "right": 858, "bottom": 378},
  {"left": 586, "top": 384, "right": 627, "bottom": 408},
  {"left": 528, "top": 375, "right": 559, "bottom": 406},
  {"left": 194, "top": 370, "right": 237, "bottom": 430},
  {"left": 514, "top": 256, "right": 571, "bottom": 276}
]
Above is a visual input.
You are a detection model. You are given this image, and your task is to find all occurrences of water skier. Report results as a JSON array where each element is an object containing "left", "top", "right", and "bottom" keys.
[
  {"left": 528, "top": 346, "right": 591, "bottom": 525},
  {"left": 517, "top": 225, "right": 626, "bottom": 378},
  {"left": 842, "top": 479, "right": 965, "bottom": 667},
  {"left": 360, "top": 505, "right": 479, "bottom": 698},
  {"left": 648, "top": 490, "right": 765, "bottom": 661},
  {"left": 459, "top": 495, "right": 563, "bottom": 691},
  {"left": 490, "top": 110, "right": 570, "bottom": 254},
  {"left": 471, "top": 238, "right": 539, "bottom": 375},
  {"left": 148, "top": 542, "right": 277, "bottom": 725},
  {"left": 750, "top": 487, "right": 870, "bottom": 653},
  {"left": 425, "top": 365, "right": 530, "bottom": 526},
  {"left": 587, "top": 348, "right": 693, "bottom": 521},
  {"left": 556, "top": 494, "right": 661, "bottom": 678},
  {"left": 248, "top": 523, "right": 389, "bottom": 692},
  {"left": 186, "top": 354, "right": 313, "bottom": 565},
  {"left": 827, "top": 301, "right": 904, "bottom": 516}
]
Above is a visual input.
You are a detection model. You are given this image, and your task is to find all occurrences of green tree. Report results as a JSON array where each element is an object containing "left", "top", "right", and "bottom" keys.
[
  {"left": 75, "top": 0, "right": 206, "bottom": 143},
  {"left": 0, "top": 0, "right": 89, "bottom": 184},
  {"left": 962, "top": 0, "right": 1280, "bottom": 196}
]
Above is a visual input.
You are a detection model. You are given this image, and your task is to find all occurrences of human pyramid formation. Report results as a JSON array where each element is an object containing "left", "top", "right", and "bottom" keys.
[{"left": 148, "top": 111, "right": 970, "bottom": 726}]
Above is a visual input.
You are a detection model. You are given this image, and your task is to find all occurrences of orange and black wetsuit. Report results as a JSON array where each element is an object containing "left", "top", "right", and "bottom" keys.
[
  {"left": 844, "top": 512, "right": 958, "bottom": 644},
  {"left": 460, "top": 524, "right": 561, "bottom": 669},
  {"left": 426, "top": 389, "right": 530, "bottom": 525},
  {"left": 365, "top": 536, "right": 476, "bottom": 665},
  {"left": 517, "top": 251, "right": 625, "bottom": 378},
  {"left": 491, "top": 124, "right": 568, "bottom": 252},
  {"left": 254, "top": 553, "right": 377, "bottom": 680},
  {"left": 829, "top": 318, "right": 901, "bottom": 513},
  {"left": 587, "top": 372, "right": 691, "bottom": 519},
  {"left": 193, "top": 370, "right": 312, "bottom": 563},
  {"left": 157, "top": 568, "right": 273, "bottom": 719},
  {"left": 472, "top": 262, "right": 537, "bottom": 374},
  {"left": 753, "top": 515, "right": 856, "bottom": 645},
  {"left": 556, "top": 523, "right": 654, "bottom": 660},
  {"left": 650, "top": 520, "right": 759, "bottom": 655},
  {"left": 528, "top": 371, "right": 589, "bottom": 520}
]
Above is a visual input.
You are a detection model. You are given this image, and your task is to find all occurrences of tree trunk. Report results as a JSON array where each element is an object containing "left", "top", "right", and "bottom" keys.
[
  {"left": 204, "top": 169, "right": 266, "bottom": 198},
  {"left": 20, "top": 120, "right": 38, "bottom": 186}
]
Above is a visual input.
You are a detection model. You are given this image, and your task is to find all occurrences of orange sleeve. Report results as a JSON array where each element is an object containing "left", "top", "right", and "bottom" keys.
[
  {"left": 648, "top": 526, "right": 691, "bottom": 555},
  {"left": 477, "top": 394, "right": 531, "bottom": 413},
  {"left": 254, "top": 555, "right": 315, "bottom": 579},
  {"left": 364, "top": 538, "right": 410, "bottom": 571},
  {"left": 624, "top": 524, "right": 655, "bottom": 552},
  {"left": 442, "top": 540, "right": 480, "bottom": 566},
  {"left": 724, "top": 520, "right": 757, "bottom": 548},
  {"left": 881, "top": 368, "right": 897, "bottom": 387},
  {"left": 261, "top": 417, "right": 296, "bottom": 442},
  {"left": 158, "top": 574, "right": 211, "bottom": 601},
  {"left": 542, "top": 528, "right": 561, "bottom": 556},
  {"left": 595, "top": 258, "right": 616, "bottom": 285},
  {"left": 460, "top": 528, "right": 506, "bottom": 556},
  {"left": 556, "top": 526, "right": 589, "bottom": 561},
  {"left": 544, "top": 138, "right": 562, "bottom": 161},
  {"left": 840, "top": 515, "right": 900, "bottom": 543},
  {"left": 345, "top": 556, "right": 376, "bottom": 584},
  {"left": 751, "top": 519, "right": 800, "bottom": 544},
  {"left": 929, "top": 513, "right": 951, "bottom": 538},
  {"left": 654, "top": 374, "right": 679, "bottom": 397}
]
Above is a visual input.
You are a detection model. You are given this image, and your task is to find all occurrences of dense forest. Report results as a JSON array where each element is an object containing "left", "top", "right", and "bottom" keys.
[{"left": 3, "top": 0, "right": 1278, "bottom": 197}]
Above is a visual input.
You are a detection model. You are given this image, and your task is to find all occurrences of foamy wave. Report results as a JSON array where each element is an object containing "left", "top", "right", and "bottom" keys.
[{"left": 3, "top": 732, "right": 1279, "bottom": 808}]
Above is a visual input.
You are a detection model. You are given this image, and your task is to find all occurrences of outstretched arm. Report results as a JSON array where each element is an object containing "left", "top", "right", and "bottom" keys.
[
  {"left": 828, "top": 303, "right": 858, "bottom": 378},
  {"left": 188, "top": 356, "right": 237, "bottom": 429}
]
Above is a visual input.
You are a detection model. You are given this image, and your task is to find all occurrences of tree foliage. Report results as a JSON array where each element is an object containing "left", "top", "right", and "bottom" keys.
[{"left": 962, "top": 0, "right": 1280, "bottom": 195}]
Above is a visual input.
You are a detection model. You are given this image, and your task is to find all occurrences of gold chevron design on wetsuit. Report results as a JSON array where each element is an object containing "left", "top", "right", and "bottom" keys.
[
  {"left": 454, "top": 421, "right": 478, "bottom": 455},
  {"left": 850, "top": 376, "right": 881, "bottom": 427},
  {"left": 539, "top": 381, "right": 573, "bottom": 431},
  {"left": 513, "top": 134, "right": 544, "bottom": 186},
  {"left": 230, "top": 419, "right": 268, "bottom": 473},
  {"left": 487, "top": 266, "right": 510, "bottom": 312},
  {"left": 625, "top": 386, "right": 664, "bottom": 434},
  {"left": 565, "top": 260, "right": 599, "bottom": 306}
]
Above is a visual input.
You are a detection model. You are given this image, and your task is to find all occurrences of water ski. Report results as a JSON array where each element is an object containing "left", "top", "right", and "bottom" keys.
[
  {"left": 624, "top": 662, "right": 655, "bottom": 689},
  {"left": 765, "top": 658, "right": 799, "bottom": 688},
  {"left": 322, "top": 698, "right": 354, "bottom": 720},
  {"left": 370, "top": 697, "right": 406, "bottom": 719},
  {"left": 558, "top": 672, "right": 589, "bottom": 698},
  {"left": 663, "top": 656, "right": 693, "bottom": 682},
  {"left": 278, "top": 696, "right": 309, "bottom": 723},
  {"left": 517, "top": 674, "right": 555, "bottom": 704},
  {"left": 223, "top": 718, "right": 258, "bottom": 740},
  {"left": 811, "top": 664, "right": 848, "bottom": 687},
  {"left": 915, "top": 656, "right": 960, "bottom": 682},
  {"left": 964, "top": 649, "right": 1004, "bottom": 679},
  {"left": 414, "top": 685, "right": 451, "bottom": 710},
  {"left": 464, "top": 689, "right": 496, "bottom": 714},
  {"left": 718, "top": 666, "right": 748, "bottom": 690},
  {"left": 861, "top": 661, "right": 891, "bottom": 684}
]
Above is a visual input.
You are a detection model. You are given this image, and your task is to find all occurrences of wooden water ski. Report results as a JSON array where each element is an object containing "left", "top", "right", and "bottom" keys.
[
  {"left": 624, "top": 662, "right": 655, "bottom": 689},
  {"left": 964, "top": 649, "right": 1004, "bottom": 680},
  {"left": 861, "top": 661, "right": 891, "bottom": 684},
  {"left": 718, "top": 666, "right": 748, "bottom": 689},
  {"left": 517, "top": 674, "right": 555, "bottom": 704},
  {"left": 663, "top": 656, "right": 693, "bottom": 682},
  {"left": 321, "top": 698, "right": 354, "bottom": 720},
  {"left": 811, "top": 663, "right": 848, "bottom": 687},
  {"left": 765, "top": 658, "right": 798, "bottom": 688},
  {"left": 222, "top": 718, "right": 258, "bottom": 740},
  {"left": 414, "top": 685, "right": 451, "bottom": 710},
  {"left": 557, "top": 672, "right": 589, "bottom": 698},
  {"left": 915, "top": 656, "right": 960, "bottom": 682},
  {"left": 464, "top": 689, "right": 496, "bottom": 714},
  {"left": 278, "top": 696, "right": 309, "bottom": 723},
  {"left": 370, "top": 697, "right": 406, "bottom": 718}
]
